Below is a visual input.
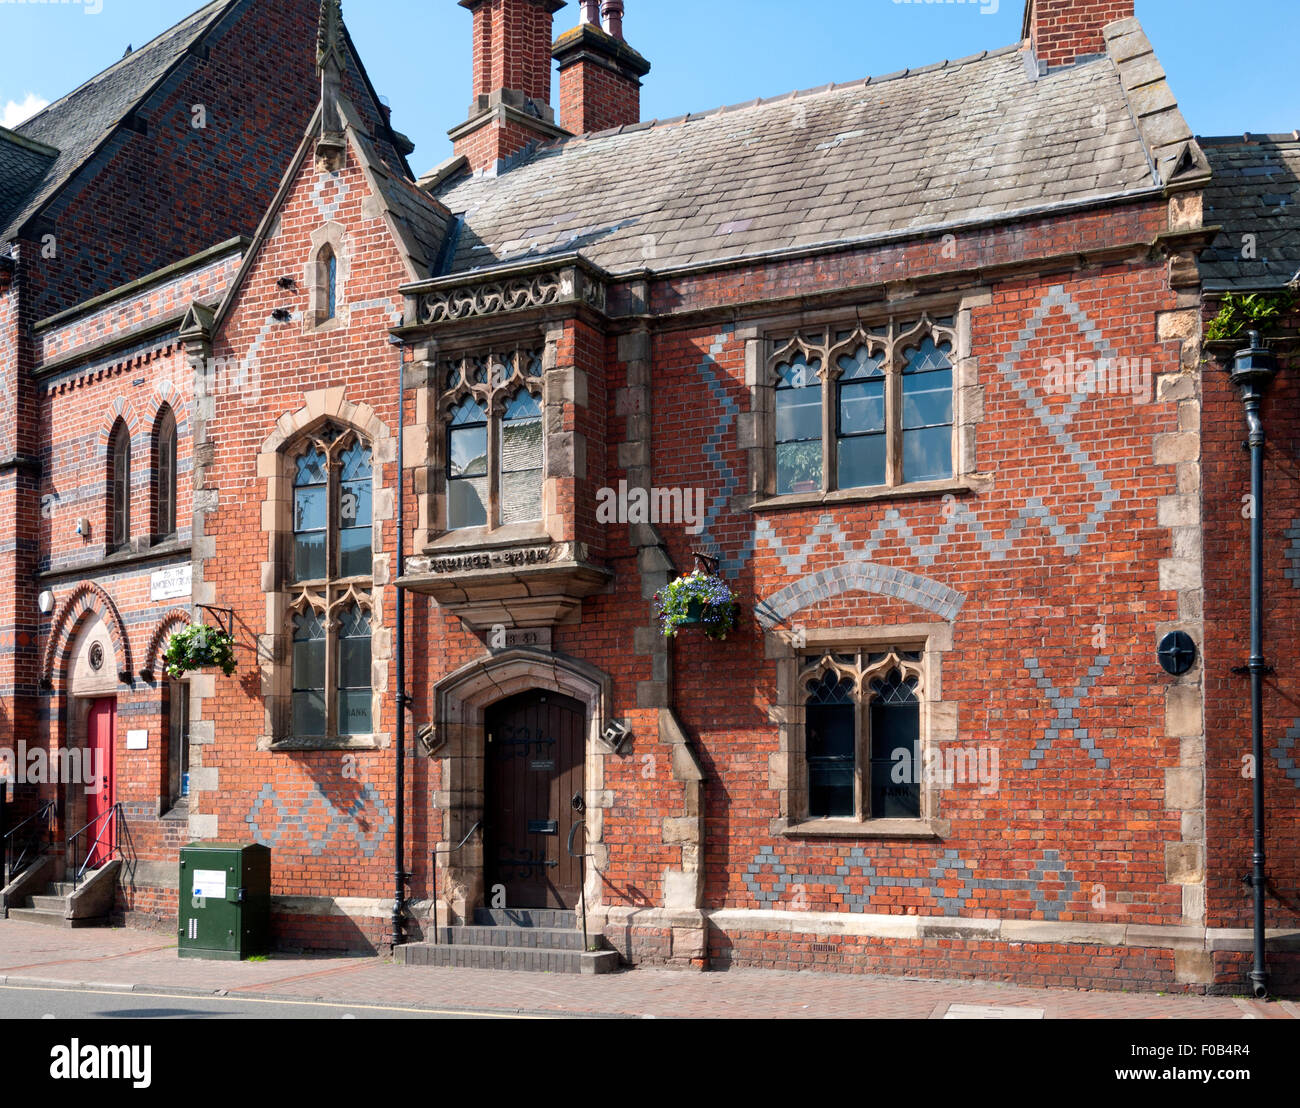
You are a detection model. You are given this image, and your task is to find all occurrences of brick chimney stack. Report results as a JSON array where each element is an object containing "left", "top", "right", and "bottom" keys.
[
  {"left": 451, "top": 0, "right": 568, "bottom": 174},
  {"left": 553, "top": 0, "right": 650, "bottom": 135},
  {"left": 1022, "top": 0, "right": 1135, "bottom": 71}
]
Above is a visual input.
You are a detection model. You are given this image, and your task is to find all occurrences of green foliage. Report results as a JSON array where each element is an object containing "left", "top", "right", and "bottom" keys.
[
  {"left": 1205, "top": 291, "right": 1295, "bottom": 344},
  {"left": 162, "top": 622, "right": 237, "bottom": 680},
  {"left": 654, "top": 572, "right": 740, "bottom": 641}
]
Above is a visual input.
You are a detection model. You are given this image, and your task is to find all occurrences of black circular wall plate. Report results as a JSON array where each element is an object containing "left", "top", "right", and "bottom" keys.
[{"left": 1157, "top": 630, "right": 1197, "bottom": 676}]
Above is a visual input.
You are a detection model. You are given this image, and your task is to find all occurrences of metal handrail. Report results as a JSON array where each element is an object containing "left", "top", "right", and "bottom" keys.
[
  {"left": 2, "top": 799, "right": 56, "bottom": 885},
  {"left": 67, "top": 802, "right": 122, "bottom": 888},
  {"left": 429, "top": 820, "right": 481, "bottom": 943},
  {"left": 566, "top": 821, "right": 596, "bottom": 953}
]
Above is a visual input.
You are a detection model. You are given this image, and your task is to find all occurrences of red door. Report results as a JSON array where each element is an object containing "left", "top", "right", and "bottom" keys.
[{"left": 85, "top": 698, "right": 116, "bottom": 868}]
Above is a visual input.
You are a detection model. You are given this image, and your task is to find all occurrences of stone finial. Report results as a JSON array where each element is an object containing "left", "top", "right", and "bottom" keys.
[
  {"left": 601, "top": 0, "right": 624, "bottom": 40},
  {"left": 316, "top": 0, "right": 345, "bottom": 72}
]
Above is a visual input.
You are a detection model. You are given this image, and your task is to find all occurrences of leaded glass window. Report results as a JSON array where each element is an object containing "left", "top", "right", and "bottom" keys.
[
  {"left": 292, "top": 608, "right": 327, "bottom": 736},
  {"left": 775, "top": 353, "right": 823, "bottom": 495},
  {"left": 799, "top": 648, "right": 923, "bottom": 821},
  {"left": 447, "top": 397, "right": 488, "bottom": 530},
  {"left": 336, "top": 604, "right": 372, "bottom": 735},
  {"left": 286, "top": 422, "right": 374, "bottom": 739},
  {"left": 770, "top": 314, "right": 956, "bottom": 495},
  {"left": 500, "top": 389, "right": 542, "bottom": 525},
  {"left": 440, "top": 348, "right": 544, "bottom": 532}
]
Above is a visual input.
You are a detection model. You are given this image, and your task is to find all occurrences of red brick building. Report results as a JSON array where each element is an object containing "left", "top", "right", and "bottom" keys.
[{"left": 3, "top": 0, "right": 1297, "bottom": 996}]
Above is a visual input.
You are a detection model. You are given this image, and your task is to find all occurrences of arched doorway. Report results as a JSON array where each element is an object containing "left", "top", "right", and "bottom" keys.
[
  {"left": 483, "top": 690, "right": 585, "bottom": 909},
  {"left": 428, "top": 648, "right": 615, "bottom": 924}
]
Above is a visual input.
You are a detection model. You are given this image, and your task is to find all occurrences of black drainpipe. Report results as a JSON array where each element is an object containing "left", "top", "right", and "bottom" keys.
[
  {"left": 390, "top": 338, "right": 409, "bottom": 950},
  {"left": 1228, "top": 330, "right": 1279, "bottom": 999}
]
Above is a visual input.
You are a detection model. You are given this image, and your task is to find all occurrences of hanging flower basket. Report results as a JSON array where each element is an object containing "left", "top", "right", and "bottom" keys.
[
  {"left": 162, "top": 622, "right": 237, "bottom": 680},
  {"left": 655, "top": 571, "right": 740, "bottom": 641}
]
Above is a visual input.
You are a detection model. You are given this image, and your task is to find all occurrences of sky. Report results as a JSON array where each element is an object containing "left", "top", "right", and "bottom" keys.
[{"left": 1, "top": 0, "right": 1296, "bottom": 175}]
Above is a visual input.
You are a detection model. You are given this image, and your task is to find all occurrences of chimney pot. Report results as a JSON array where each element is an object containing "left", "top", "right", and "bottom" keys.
[
  {"left": 580, "top": 0, "right": 600, "bottom": 24},
  {"left": 601, "top": 0, "right": 624, "bottom": 40}
]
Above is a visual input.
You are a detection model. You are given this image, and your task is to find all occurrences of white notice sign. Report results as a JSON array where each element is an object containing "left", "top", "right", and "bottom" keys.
[
  {"left": 150, "top": 564, "right": 192, "bottom": 602},
  {"left": 192, "top": 869, "right": 227, "bottom": 899},
  {"left": 126, "top": 730, "right": 148, "bottom": 750}
]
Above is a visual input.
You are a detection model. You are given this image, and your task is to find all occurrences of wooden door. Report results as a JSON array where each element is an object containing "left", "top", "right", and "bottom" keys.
[
  {"left": 85, "top": 698, "right": 116, "bottom": 868},
  {"left": 484, "top": 691, "right": 585, "bottom": 909}
]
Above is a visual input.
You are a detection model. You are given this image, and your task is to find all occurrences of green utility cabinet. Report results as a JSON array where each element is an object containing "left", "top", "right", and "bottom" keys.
[{"left": 178, "top": 842, "right": 271, "bottom": 960}]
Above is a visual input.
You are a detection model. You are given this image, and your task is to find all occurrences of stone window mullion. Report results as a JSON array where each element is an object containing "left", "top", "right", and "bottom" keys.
[{"left": 821, "top": 355, "right": 838, "bottom": 495}]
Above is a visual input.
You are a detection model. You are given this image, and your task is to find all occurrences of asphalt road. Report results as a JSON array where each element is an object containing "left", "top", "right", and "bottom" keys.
[{"left": 0, "top": 983, "right": 520, "bottom": 1019}]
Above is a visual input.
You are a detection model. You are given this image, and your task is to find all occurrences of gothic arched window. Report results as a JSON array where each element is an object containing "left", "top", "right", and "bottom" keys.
[
  {"left": 770, "top": 314, "right": 955, "bottom": 496},
  {"left": 289, "top": 423, "right": 373, "bottom": 738},
  {"left": 441, "top": 349, "right": 544, "bottom": 532},
  {"left": 109, "top": 420, "right": 131, "bottom": 550},
  {"left": 800, "top": 649, "right": 923, "bottom": 820},
  {"left": 154, "top": 405, "right": 177, "bottom": 541}
]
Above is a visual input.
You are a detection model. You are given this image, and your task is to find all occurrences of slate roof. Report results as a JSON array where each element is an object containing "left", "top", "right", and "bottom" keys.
[
  {"left": 350, "top": 122, "right": 453, "bottom": 282},
  {"left": 1, "top": 0, "right": 234, "bottom": 244},
  {"left": 1199, "top": 135, "right": 1300, "bottom": 290},
  {"left": 0, "top": 127, "right": 57, "bottom": 231},
  {"left": 433, "top": 46, "right": 1160, "bottom": 277}
]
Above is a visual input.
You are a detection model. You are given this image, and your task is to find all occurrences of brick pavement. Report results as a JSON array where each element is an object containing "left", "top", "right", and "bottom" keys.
[{"left": 1, "top": 919, "right": 1296, "bottom": 1019}]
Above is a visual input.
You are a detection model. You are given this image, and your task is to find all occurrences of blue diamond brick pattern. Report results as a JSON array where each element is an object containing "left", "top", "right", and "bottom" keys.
[
  {"left": 744, "top": 846, "right": 1080, "bottom": 919},
  {"left": 697, "top": 287, "right": 1124, "bottom": 628},
  {"left": 1022, "top": 654, "right": 1112, "bottom": 770},
  {"left": 1273, "top": 720, "right": 1300, "bottom": 788},
  {"left": 246, "top": 782, "right": 393, "bottom": 857},
  {"left": 1285, "top": 519, "right": 1300, "bottom": 588}
]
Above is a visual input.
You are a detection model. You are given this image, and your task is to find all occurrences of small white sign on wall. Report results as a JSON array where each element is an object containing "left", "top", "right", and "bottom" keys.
[
  {"left": 126, "top": 730, "right": 148, "bottom": 750},
  {"left": 150, "top": 564, "right": 192, "bottom": 602}
]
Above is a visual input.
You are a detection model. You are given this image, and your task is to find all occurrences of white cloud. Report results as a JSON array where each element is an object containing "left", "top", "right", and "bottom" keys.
[{"left": 2, "top": 93, "right": 51, "bottom": 130}]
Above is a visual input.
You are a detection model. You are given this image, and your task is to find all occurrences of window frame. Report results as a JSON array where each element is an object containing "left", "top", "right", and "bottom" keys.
[
  {"left": 286, "top": 422, "right": 375, "bottom": 743},
  {"left": 799, "top": 648, "right": 925, "bottom": 822},
  {"left": 771, "top": 624, "right": 954, "bottom": 839},
  {"left": 744, "top": 299, "right": 984, "bottom": 510},
  {"left": 153, "top": 405, "right": 178, "bottom": 542},
  {"left": 771, "top": 314, "right": 957, "bottom": 497},
  {"left": 437, "top": 347, "right": 546, "bottom": 536}
]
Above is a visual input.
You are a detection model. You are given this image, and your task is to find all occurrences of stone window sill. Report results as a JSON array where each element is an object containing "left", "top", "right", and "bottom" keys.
[
  {"left": 779, "top": 817, "right": 945, "bottom": 840},
  {"left": 261, "top": 733, "right": 388, "bottom": 752},
  {"left": 749, "top": 476, "right": 987, "bottom": 513},
  {"left": 425, "top": 520, "right": 553, "bottom": 553},
  {"left": 161, "top": 800, "right": 189, "bottom": 822}
]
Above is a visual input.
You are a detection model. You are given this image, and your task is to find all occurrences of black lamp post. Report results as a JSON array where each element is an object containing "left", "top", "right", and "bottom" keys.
[{"left": 1228, "top": 329, "right": 1279, "bottom": 999}]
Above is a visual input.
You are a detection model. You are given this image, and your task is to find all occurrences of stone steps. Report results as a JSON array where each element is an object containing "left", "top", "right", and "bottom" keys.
[
  {"left": 6, "top": 871, "right": 110, "bottom": 929},
  {"left": 432, "top": 925, "right": 589, "bottom": 950},
  {"left": 471, "top": 907, "right": 577, "bottom": 929},
  {"left": 398, "top": 943, "right": 618, "bottom": 974},
  {"left": 6, "top": 907, "right": 101, "bottom": 929},
  {"left": 396, "top": 906, "right": 617, "bottom": 974}
]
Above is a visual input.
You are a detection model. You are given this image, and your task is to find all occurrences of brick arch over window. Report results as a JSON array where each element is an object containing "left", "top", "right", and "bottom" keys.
[
  {"left": 139, "top": 607, "right": 195, "bottom": 680},
  {"left": 424, "top": 648, "right": 616, "bottom": 924},
  {"left": 754, "top": 559, "right": 967, "bottom": 628},
  {"left": 97, "top": 398, "right": 141, "bottom": 455},
  {"left": 40, "top": 581, "right": 133, "bottom": 687}
]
